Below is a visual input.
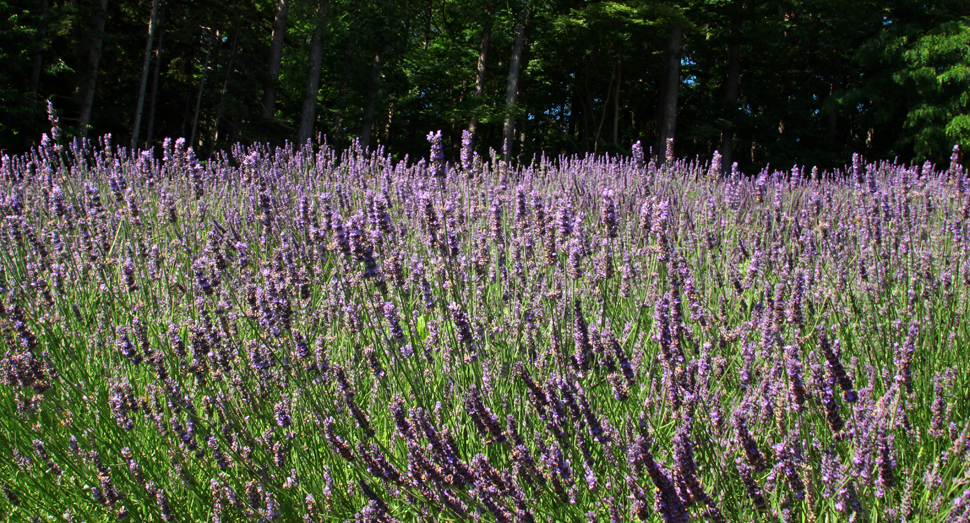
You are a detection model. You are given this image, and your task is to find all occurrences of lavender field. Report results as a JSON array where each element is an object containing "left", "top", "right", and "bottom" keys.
[{"left": 1, "top": 129, "right": 969, "bottom": 522}]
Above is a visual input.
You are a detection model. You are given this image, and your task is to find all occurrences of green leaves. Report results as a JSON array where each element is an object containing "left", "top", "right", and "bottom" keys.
[
  {"left": 901, "top": 18, "right": 970, "bottom": 160},
  {"left": 854, "top": 9, "right": 970, "bottom": 162}
]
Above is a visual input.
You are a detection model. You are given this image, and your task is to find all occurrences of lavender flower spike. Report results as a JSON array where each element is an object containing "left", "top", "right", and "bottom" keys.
[
  {"left": 428, "top": 130, "right": 445, "bottom": 178},
  {"left": 461, "top": 129, "right": 474, "bottom": 173}
]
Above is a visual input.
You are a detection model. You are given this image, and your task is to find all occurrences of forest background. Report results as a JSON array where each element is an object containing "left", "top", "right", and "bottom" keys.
[{"left": 0, "top": 0, "right": 968, "bottom": 171}]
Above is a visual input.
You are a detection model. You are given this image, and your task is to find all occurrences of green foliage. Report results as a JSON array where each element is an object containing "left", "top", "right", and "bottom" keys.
[
  {"left": 0, "top": 1, "right": 45, "bottom": 148},
  {"left": 898, "top": 18, "right": 970, "bottom": 161},
  {"left": 0, "top": 0, "right": 967, "bottom": 169}
]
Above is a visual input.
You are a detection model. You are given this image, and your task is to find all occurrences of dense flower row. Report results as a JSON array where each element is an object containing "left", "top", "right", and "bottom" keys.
[{"left": 0, "top": 123, "right": 968, "bottom": 522}]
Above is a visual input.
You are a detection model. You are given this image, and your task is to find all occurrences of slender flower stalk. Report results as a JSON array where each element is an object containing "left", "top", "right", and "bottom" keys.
[{"left": 0, "top": 131, "right": 965, "bottom": 523}]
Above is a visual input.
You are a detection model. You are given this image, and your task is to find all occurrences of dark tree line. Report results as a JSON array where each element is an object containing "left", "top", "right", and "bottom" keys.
[{"left": 1, "top": 0, "right": 967, "bottom": 169}]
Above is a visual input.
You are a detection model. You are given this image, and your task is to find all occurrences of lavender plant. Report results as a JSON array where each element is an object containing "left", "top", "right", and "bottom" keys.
[{"left": 0, "top": 133, "right": 968, "bottom": 522}]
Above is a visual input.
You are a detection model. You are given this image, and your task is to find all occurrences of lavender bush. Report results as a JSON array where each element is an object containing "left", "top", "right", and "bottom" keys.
[{"left": 0, "top": 130, "right": 968, "bottom": 523}]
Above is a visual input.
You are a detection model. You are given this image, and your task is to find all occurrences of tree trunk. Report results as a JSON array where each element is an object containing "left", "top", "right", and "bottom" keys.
[
  {"left": 827, "top": 73, "right": 841, "bottom": 147},
  {"left": 77, "top": 0, "right": 110, "bottom": 138},
  {"left": 502, "top": 1, "right": 529, "bottom": 164},
  {"left": 26, "top": 0, "right": 49, "bottom": 146},
  {"left": 467, "top": 0, "right": 495, "bottom": 145},
  {"left": 298, "top": 0, "right": 331, "bottom": 145},
  {"left": 656, "top": 25, "right": 682, "bottom": 159},
  {"left": 29, "top": 0, "right": 49, "bottom": 103},
  {"left": 145, "top": 1, "right": 165, "bottom": 149},
  {"left": 228, "top": 113, "right": 242, "bottom": 151},
  {"left": 582, "top": 46, "right": 597, "bottom": 153},
  {"left": 383, "top": 101, "right": 395, "bottom": 145},
  {"left": 213, "top": 25, "right": 239, "bottom": 145},
  {"left": 190, "top": 33, "right": 214, "bottom": 149},
  {"left": 594, "top": 61, "right": 616, "bottom": 153},
  {"left": 181, "top": 55, "right": 193, "bottom": 136},
  {"left": 827, "top": 103, "right": 838, "bottom": 147},
  {"left": 569, "top": 74, "right": 588, "bottom": 152},
  {"left": 613, "top": 57, "right": 621, "bottom": 145},
  {"left": 131, "top": 0, "right": 161, "bottom": 150},
  {"left": 360, "top": 51, "right": 384, "bottom": 151},
  {"left": 720, "top": 21, "right": 741, "bottom": 174},
  {"left": 261, "top": 0, "right": 288, "bottom": 120},
  {"left": 424, "top": 0, "right": 432, "bottom": 49},
  {"left": 331, "top": 33, "right": 356, "bottom": 149}
]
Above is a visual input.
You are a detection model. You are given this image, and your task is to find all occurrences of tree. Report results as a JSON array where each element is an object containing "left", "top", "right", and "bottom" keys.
[
  {"left": 0, "top": 0, "right": 963, "bottom": 170},
  {"left": 656, "top": 23, "right": 681, "bottom": 158},
  {"left": 27, "top": 0, "right": 50, "bottom": 144},
  {"left": 502, "top": 0, "right": 530, "bottom": 163},
  {"left": 261, "top": 0, "right": 288, "bottom": 120},
  {"left": 298, "top": 0, "right": 331, "bottom": 145},
  {"left": 719, "top": 12, "right": 741, "bottom": 173},
  {"left": 468, "top": 0, "right": 495, "bottom": 147},
  {"left": 360, "top": 51, "right": 384, "bottom": 151},
  {"left": 145, "top": 0, "right": 166, "bottom": 148},
  {"left": 131, "top": 0, "right": 161, "bottom": 150},
  {"left": 894, "top": 17, "right": 970, "bottom": 161},
  {"left": 77, "top": 0, "right": 110, "bottom": 138},
  {"left": 330, "top": 32, "right": 356, "bottom": 150}
]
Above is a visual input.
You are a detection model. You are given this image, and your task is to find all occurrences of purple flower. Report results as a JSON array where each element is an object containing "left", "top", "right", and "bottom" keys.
[
  {"left": 427, "top": 130, "right": 444, "bottom": 178},
  {"left": 709, "top": 150, "right": 721, "bottom": 178},
  {"left": 785, "top": 344, "right": 806, "bottom": 412},
  {"left": 875, "top": 431, "right": 897, "bottom": 498},
  {"left": 894, "top": 322, "right": 918, "bottom": 394},
  {"left": 461, "top": 129, "right": 473, "bottom": 173},
  {"left": 323, "top": 417, "right": 355, "bottom": 462},
  {"left": 733, "top": 411, "right": 766, "bottom": 472},
  {"left": 448, "top": 302, "right": 474, "bottom": 349},
  {"left": 383, "top": 302, "right": 405, "bottom": 341},
  {"left": 601, "top": 189, "right": 618, "bottom": 238},
  {"left": 818, "top": 327, "right": 857, "bottom": 402},
  {"left": 573, "top": 298, "right": 594, "bottom": 372},
  {"left": 643, "top": 449, "right": 688, "bottom": 523},
  {"left": 46, "top": 100, "right": 61, "bottom": 143},
  {"left": 736, "top": 459, "right": 769, "bottom": 513},
  {"left": 273, "top": 396, "right": 291, "bottom": 428},
  {"left": 632, "top": 140, "right": 644, "bottom": 169},
  {"left": 463, "top": 386, "right": 505, "bottom": 443}
]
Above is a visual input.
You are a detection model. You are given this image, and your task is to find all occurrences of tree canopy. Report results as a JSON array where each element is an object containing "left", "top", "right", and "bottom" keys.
[{"left": 1, "top": 0, "right": 967, "bottom": 169}]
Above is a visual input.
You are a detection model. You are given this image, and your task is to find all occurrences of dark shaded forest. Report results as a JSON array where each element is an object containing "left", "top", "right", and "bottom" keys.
[{"left": 1, "top": 0, "right": 968, "bottom": 170}]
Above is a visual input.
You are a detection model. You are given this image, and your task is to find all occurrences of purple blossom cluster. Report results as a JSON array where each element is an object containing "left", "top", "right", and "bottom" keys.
[{"left": 0, "top": 134, "right": 967, "bottom": 522}]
